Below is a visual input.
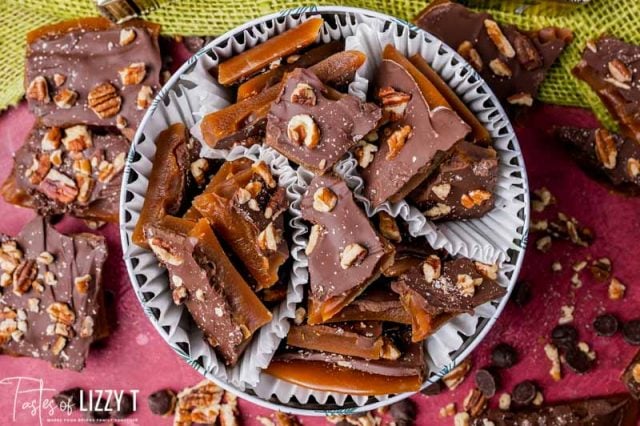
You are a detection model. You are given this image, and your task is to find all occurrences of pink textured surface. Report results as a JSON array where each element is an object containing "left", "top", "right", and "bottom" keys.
[{"left": 0, "top": 49, "right": 639, "bottom": 424}]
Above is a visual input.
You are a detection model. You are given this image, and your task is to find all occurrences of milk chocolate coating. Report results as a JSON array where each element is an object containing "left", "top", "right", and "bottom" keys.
[
  {"left": 573, "top": 36, "right": 640, "bottom": 141},
  {"left": 410, "top": 141, "right": 498, "bottom": 220},
  {"left": 360, "top": 59, "right": 470, "bottom": 207},
  {"left": 471, "top": 394, "right": 639, "bottom": 426},
  {"left": 326, "top": 285, "right": 412, "bottom": 325},
  {"left": 0, "top": 217, "right": 108, "bottom": 371},
  {"left": 391, "top": 257, "right": 506, "bottom": 316},
  {"left": 300, "top": 175, "right": 388, "bottom": 303},
  {"left": 26, "top": 24, "right": 161, "bottom": 130},
  {"left": 266, "top": 68, "right": 381, "bottom": 174},
  {"left": 286, "top": 321, "right": 384, "bottom": 359},
  {"left": 555, "top": 126, "right": 640, "bottom": 193},
  {"left": 2, "top": 125, "right": 129, "bottom": 222},
  {"left": 415, "top": 1, "right": 571, "bottom": 106}
]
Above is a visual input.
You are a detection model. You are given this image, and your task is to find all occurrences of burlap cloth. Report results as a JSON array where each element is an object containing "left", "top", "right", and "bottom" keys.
[{"left": 1, "top": 0, "right": 640, "bottom": 129}]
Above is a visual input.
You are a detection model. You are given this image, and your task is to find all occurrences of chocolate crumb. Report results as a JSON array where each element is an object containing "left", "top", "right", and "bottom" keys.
[
  {"left": 475, "top": 368, "right": 499, "bottom": 398},
  {"left": 147, "top": 389, "right": 177, "bottom": 416},
  {"left": 512, "top": 380, "right": 537, "bottom": 406},
  {"left": 491, "top": 343, "right": 518, "bottom": 369},
  {"left": 593, "top": 313, "right": 619, "bottom": 337},
  {"left": 622, "top": 319, "right": 640, "bottom": 345}
]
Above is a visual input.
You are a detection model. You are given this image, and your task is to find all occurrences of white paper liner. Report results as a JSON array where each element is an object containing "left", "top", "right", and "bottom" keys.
[{"left": 120, "top": 6, "right": 529, "bottom": 413}]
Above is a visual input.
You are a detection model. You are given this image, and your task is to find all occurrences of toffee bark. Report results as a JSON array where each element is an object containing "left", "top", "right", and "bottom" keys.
[{"left": 0, "top": 217, "right": 108, "bottom": 371}]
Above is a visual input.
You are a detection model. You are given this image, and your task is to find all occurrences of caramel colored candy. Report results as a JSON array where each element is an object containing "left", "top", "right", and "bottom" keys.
[
  {"left": 409, "top": 54, "right": 491, "bottom": 144},
  {"left": 218, "top": 18, "right": 323, "bottom": 86},
  {"left": 237, "top": 41, "right": 343, "bottom": 101},
  {"left": 200, "top": 51, "right": 367, "bottom": 148},
  {"left": 193, "top": 161, "right": 289, "bottom": 290},
  {"left": 325, "top": 287, "right": 412, "bottom": 325},
  {"left": 132, "top": 123, "right": 196, "bottom": 248}
]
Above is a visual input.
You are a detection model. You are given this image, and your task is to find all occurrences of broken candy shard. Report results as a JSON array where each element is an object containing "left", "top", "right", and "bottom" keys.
[
  {"left": 0, "top": 216, "right": 108, "bottom": 371},
  {"left": 325, "top": 286, "right": 412, "bottom": 325},
  {"left": 25, "top": 17, "right": 161, "bottom": 133},
  {"left": 192, "top": 160, "right": 289, "bottom": 290},
  {"left": 415, "top": 1, "right": 572, "bottom": 109},
  {"left": 555, "top": 126, "right": 640, "bottom": 195},
  {"left": 145, "top": 217, "right": 272, "bottom": 366},
  {"left": 471, "top": 394, "right": 639, "bottom": 426},
  {"left": 133, "top": 123, "right": 197, "bottom": 248},
  {"left": 621, "top": 349, "right": 640, "bottom": 400},
  {"left": 286, "top": 322, "right": 387, "bottom": 360},
  {"left": 410, "top": 141, "right": 499, "bottom": 220},
  {"left": 200, "top": 50, "right": 367, "bottom": 148},
  {"left": 573, "top": 36, "right": 640, "bottom": 142},
  {"left": 2, "top": 125, "right": 129, "bottom": 223},
  {"left": 391, "top": 257, "right": 505, "bottom": 342},
  {"left": 266, "top": 68, "right": 381, "bottom": 174},
  {"left": 360, "top": 58, "right": 470, "bottom": 207},
  {"left": 217, "top": 17, "right": 324, "bottom": 86},
  {"left": 301, "top": 175, "right": 394, "bottom": 324}
]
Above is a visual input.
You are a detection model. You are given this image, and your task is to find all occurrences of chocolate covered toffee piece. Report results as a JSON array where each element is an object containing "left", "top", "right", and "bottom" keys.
[
  {"left": 0, "top": 217, "right": 108, "bottom": 371},
  {"left": 1, "top": 125, "right": 128, "bottom": 222},
  {"left": 574, "top": 36, "right": 640, "bottom": 142},
  {"left": 132, "top": 123, "right": 201, "bottom": 248},
  {"left": 144, "top": 217, "right": 272, "bottom": 366},
  {"left": 192, "top": 159, "right": 289, "bottom": 290},
  {"left": 556, "top": 127, "right": 640, "bottom": 194},
  {"left": 415, "top": 1, "right": 572, "bottom": 108},
  {"left": 391, "top": 257, "right": 505, "bottom": 341},
  {"left": 266, "top": 68, "right": 381, "bottom": 174},
  {"left": 360, "top": 57, "right": 470, "bottom": 207},
  {"left": 410, "top": 141, "right": 499, "bottom": 220},
  {"left": 301, "top": 175, "right": 394, "bottom": 324},
  {"left": 622, "top": 350, "right": 640, "bottom": 399},
  {"left": 25, "top": 18, "right": 162, "bottom": 136},
  {"left": 471, "top": 394, "right": 639, "bottom": 426},
  {"left": 267, "top": 328, "right": 426, "bottom": 394},
  {"left": 325, "top": 286, "right": 412, "bottom": 325}
]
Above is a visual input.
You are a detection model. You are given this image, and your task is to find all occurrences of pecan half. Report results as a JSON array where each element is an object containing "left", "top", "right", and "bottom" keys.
[
  {"left": 26, "top": 76, "right": 50, "bottom": 103},
  {"left": 88, "top": 83, "right": 122, "bottom": 119},
  {"left": 12, "top": 259, "right": 36, "bottom": 295},
  {"left": 594, "top": 128, "right": 617, "bottom": 169}
]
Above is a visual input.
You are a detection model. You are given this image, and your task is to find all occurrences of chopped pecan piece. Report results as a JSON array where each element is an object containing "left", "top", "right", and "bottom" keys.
[{"left": 26, "top": 76, "right": 50, "bottom": 103}]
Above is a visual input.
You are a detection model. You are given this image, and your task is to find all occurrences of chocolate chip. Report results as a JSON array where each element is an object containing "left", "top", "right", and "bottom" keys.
[
  {"left": 622, "top": 319, "right": 640, "bottom": 345},
  {"left": 53, "top": 387, "right": 83, "bottom": 411},
  {"left": 84, "top": 399, "right": 110, "bottom": 422},
  {"left": 389, "top": 398, "right": 416, "bottom": 426},
  {"left": 510, "top": 280, "right": 531, "bottom": 307},
  {"left": 148, "top": 388, "right": 177, "bottom": 416},
  {"left": 593, "top": 313, "right": 619, "bottom": 337},
  {"left": 475, "top": 368, "right": 499, "bottom": 398},
  {"left": 491, "top": 343, "right": 518, "bottom": 368},
  {"left": 512, "top": 380, "right": 537, "bottom": 406},
  {"left": 420, "top": 380, "right": 444, "bottom": 396},
  {"left": 564, "top": 346, "right": 594, "bottom": 373},
  {"left": 110, "top": 392, "right": 134, "bottom": 419},
  {"left": 551, "top": 324, "right": 579, "bottom": 350}
]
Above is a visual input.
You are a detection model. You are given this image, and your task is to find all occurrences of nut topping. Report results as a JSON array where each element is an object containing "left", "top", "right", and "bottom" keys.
[
  {"left": 88, "top": 83, "right": 122, "bottom": 119},
  {"left": 73, "top": 159, "right": 92, "bottom": 176},
  {"left": 423, "top": 255, "right": 442, "bottom": 283},
  {"left": 608, "top": 59, "right": 632, "bottom": 83},
  {"left": 513, "top": 33, "right": 542, "bottom": 71},
  {"left": 51, "top": 336, "right": 67, "bottom": 356},
  {"left": 76, "top": 174, "right": 94, "bottom": 204},
  {"left": 474, "top": 261, "right": 498, "bottom": 280},
  {"left": 290, "top": 83, "right": 317, "bottom": 106},
  {"left": 190, "top": 159, "right": 209, "bottom": 186},
  {"left": 26, "top": 76, "right": 50, "bottom": 103},
  {"left": 306, "top": 224, "right": 323, "bottom": 256},
  {"left": 424, "top": 203, "right": 452, "bottom": 218},
  {"left": 489, "top": 59, "right": 513, "bottom": 77},
  {"left": 257, "top": 222, "right": 281, "bottom": 253},
  {"left": 80, "top": 316, "right": 95, "bottom": 338},
  {"left": 172, "top": 286, "right": 187, "bottom": 305},
  {"left": 27, "top": 154, "right": 51, "bottom": 185},
  {"left": 41, "top": 127, "right": 62, "bottom": 151},
  {"left": 74, "top": 274, "right": 92, "bottom": 295},
  {"left": 594, "top": 128, "right": 617, "bottom": 169},
  {"left": 627, "top": 158, "right": 640, "bottom": 178},
  {"left": 609, "top": 277, "right": 626, "bottom": 300},
  {"left": 50, "top": 150, "right": 63, "bottom": 167},
  {"left": 53, "top": 73, "right": 66, "bottom": 87},
  {"left": 287, "top": 114, "right": 320, "bottom": 149},
  {"left": 62, "top": 125, "right": 92, "bottom": 152},
  {"left": 507, "top": 92, "right": 534, "bottom": 106},
  {"left": 46, "top": 302, "right": 75, "bottom": 326},
  {"left": 461, "top": 189, "right": 492, "bottom": 209},
  {"left": 234, "top": 188, "right": 251, "bottom": 205},
  {"left": 148, "top": 237, "right": 183, "bottom": 266},
  {"left": 53, "top": 88, "right": 78, "bottom": 109},
  {"left": 354, "top": 142, "right": 378, "bottom": 169},
  {"left": 340, "top": 243, "right": 368, "bottom": 269},
  {"left": 456, "top": 274, "right": 475, "bottom": 297},
  {"left": 252, "top": 161, "right": 277, "bottom": 188},
  {"left": 312, "top": 187, "right": 337, "bottom": 212},
  {"left": 431, "top": 183, "right": 451, "bottom": 200},
  {"left": 12, "top": 259, "right": 37, "bottom": 295},
  {"left": 39, "top": 169, "right": 78, "bottom": 203},
  {"left": 458, "top": 41, "right": 483, "bottom": 71},
  {"left": 378, "top": 86, "right": 411, "bottom": 122},
  {"left": 136, "top": 85, "right": 153, "bottom": 110},
  {"left": 484, "top": 20, "right": 515, "bottom": 58},
  {"left": 378, "top": 212, "right": 401, "bottom": 242},
  {"left": 36, "top": 251, "right": 54, "bottom": 265},
  {"left": 119, "top": 62, "right": 146, "bottom": 85},
  {"left": 386, "top": 125, "right": 412, "bottom": 160},
  {"left": 119, "top": 28, "right": 137, "bottom": 46}
]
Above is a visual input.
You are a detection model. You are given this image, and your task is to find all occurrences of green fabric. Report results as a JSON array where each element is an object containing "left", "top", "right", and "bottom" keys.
[{"left": 2, "top": 0, "right": 640, "bottom": 130}]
